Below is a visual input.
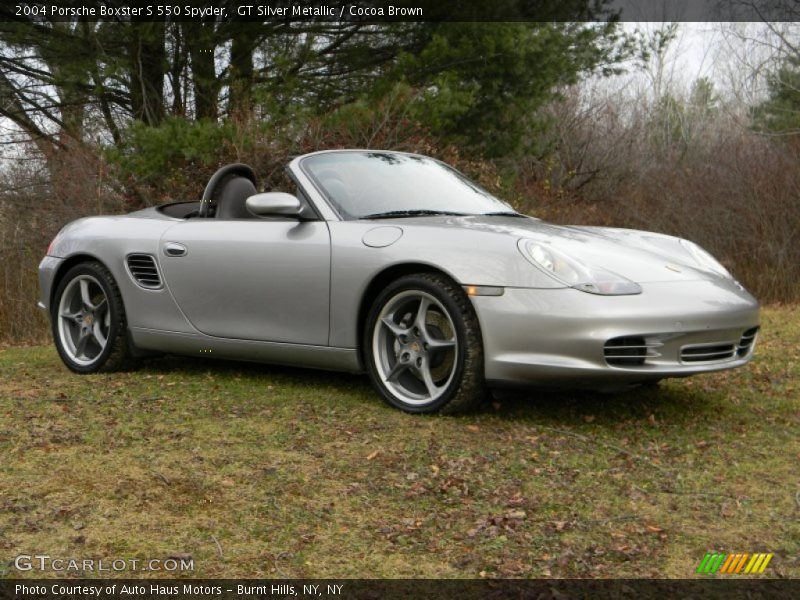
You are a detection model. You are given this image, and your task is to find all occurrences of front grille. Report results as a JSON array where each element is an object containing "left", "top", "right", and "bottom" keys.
[
  {"left": 680, "top": 343, "right": 736, "bottom": 363},
  {"left": 737, "top": 327, "right": 759, "bottom": 357},
  {"left": 604, "top": 336, "right": 662, "bottom": 367},
  {"left": 126, "top": 254, "right": 162, "bottom": 289}
]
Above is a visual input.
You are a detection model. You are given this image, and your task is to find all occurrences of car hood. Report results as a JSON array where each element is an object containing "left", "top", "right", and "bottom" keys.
[{"left": 384, "top": 215, "right": 724, "bottom": 284}]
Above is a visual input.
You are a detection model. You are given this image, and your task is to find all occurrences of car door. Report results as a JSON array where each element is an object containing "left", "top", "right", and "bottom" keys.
[{"left": 158, "top": 217, "right": 331, "bottom": 345}]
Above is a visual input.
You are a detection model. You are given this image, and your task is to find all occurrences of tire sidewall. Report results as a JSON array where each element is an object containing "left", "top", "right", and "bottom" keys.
[
  {"left": 51, "top": 262, "right": 123, "bottom": 373},
  {"left": 364, "top": 275, "right": 470, "bottom": 413}
]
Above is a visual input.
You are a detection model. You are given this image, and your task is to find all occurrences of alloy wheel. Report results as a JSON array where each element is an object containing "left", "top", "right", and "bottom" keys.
[
  {"left": 372, "top": 290, "right": 459, "bottom": 406},
  {"left": 57, "top": 274, "right": 111, "bottom": 366}
]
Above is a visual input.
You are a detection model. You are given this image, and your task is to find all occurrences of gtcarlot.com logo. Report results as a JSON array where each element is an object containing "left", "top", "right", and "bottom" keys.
[
  {"left": 696, "top": 552, "right": 773, "bottom": 575},
  {"left": 14, "top": 554, "right": 194, "bottom": 572}
]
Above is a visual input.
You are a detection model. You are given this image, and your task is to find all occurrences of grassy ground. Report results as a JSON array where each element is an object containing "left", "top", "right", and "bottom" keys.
[{"left": 0, "top": 306, "right": 798, "bottom": 579}]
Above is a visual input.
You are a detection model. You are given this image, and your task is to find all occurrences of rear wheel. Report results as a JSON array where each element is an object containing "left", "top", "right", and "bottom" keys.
[
  {"left": 52, "top": 261, "right": 135, "bottom": 373},
  {"left": 364, "top": 273, "right": 486, "bottom": 413}
]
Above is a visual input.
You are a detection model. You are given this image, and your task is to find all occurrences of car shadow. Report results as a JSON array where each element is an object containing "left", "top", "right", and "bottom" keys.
[
  {"left": 482, "top": 382, "right": 723, "bottom": 428},
  {"left": 139, "top": 354, "right": 370, "bottom": 391},
  {"left": 138, "top": 355, "right": 724, "bottom": 427}
]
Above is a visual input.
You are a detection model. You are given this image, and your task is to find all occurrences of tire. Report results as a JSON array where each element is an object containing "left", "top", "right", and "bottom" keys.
[
  {"left": 363, "top": 272, "right": 486, "bottom": 414},
  {"left": 51, "top": 260, "right": 135, "bottom": 373}
]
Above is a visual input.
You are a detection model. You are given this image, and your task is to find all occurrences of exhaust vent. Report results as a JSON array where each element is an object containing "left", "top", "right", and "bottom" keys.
[{"left": 126, "top": 254, "right": 162, "bottom": 289}]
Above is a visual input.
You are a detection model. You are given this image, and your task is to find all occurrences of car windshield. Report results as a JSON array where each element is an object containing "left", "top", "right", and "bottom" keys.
[{"left": 300, "top": 151, "right": 516, "bottom": 220}]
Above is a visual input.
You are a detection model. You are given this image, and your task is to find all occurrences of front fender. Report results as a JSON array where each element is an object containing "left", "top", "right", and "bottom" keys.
[{"left": 327, "top": 221, "right": 564, "bottom": 348}]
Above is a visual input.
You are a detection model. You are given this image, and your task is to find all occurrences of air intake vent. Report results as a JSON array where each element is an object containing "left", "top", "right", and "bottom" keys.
[
  {"left": 680, "top": 343, "right": 736, "bottom": 363},
  {"left": 737, "top": 327, "right": 759, "bottom": 357},
  {"left": 604, "top": 336, "right": 662, "bottom": 367},
  {"left": 126, "top": 254, "right": 162, "bottom": 289}
]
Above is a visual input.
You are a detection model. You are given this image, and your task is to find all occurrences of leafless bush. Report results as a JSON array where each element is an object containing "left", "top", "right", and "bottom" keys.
[
  {"left": 0, "top": 142, "right": 125, "bottom": 344},
  {"left": 520, "top": 87, "right": 800, "bottom": 302}
]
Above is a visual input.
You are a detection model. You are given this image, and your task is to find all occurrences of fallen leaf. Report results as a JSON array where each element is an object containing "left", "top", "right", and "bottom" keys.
[
  {"left": 506, "top": 492, "right": 524, "bottom": 507},
  {"left": 498, "top": 559, "right": 527, "bottom": 575},
  {"left": 366, "top": 450, "right": 379, "bottom": 461}
]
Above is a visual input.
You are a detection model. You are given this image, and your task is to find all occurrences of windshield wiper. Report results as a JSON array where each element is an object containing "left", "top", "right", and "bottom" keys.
[
  {"left": 481, "top": 211, "right": 527, "bottom": 217},
  {"left": 360, "top": 209, "right": 469, "bottom": 220}
]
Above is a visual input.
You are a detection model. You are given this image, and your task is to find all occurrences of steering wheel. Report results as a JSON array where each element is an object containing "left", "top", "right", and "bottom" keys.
[{"left": 199, "top": 163, "right": 257, "bottom": 218}]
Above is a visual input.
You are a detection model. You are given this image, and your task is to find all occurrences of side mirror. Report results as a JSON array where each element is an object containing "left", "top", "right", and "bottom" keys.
[{"left": 246, "top": 192, "right": 302, "bottom": 217}]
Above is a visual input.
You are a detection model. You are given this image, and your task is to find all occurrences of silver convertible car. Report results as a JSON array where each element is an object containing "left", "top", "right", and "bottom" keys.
[{"left": 38, "top": 150, "right": 760, "bottom": 413}]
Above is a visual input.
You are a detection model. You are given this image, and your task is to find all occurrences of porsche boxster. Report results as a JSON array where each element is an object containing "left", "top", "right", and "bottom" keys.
[{"left": 38, "top": 150, "right": 760, "bottom": 413}]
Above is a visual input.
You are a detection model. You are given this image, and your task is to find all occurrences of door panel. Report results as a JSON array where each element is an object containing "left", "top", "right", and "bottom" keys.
[{"left": 159, "top": 220, "right": 330, "bottom": 345}]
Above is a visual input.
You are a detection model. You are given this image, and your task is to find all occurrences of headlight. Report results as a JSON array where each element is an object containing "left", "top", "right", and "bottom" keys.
[
  {"left": 518, "top": 240, "right": 641, "bottom": 295},
  {"left": 679, "top": 240, "right": 732, "bottom": 278}
]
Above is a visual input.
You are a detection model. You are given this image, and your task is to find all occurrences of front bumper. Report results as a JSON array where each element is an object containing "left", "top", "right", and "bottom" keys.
[
  {"left": 37, "top": 255, "right": 63, "bottom": 318},
  {"left": 470, "top": 280, "right": 760, "bottom": 389}
]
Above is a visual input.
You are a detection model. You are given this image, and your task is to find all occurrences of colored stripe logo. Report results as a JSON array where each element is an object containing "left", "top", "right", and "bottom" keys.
[{"left": 696, "top": 552, "right": 773, "bottom": 574}]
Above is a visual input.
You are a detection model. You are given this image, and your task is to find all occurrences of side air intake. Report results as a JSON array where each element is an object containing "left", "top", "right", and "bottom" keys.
[{"left": 126, "top": 254, "right": 162, "bottom": 289}]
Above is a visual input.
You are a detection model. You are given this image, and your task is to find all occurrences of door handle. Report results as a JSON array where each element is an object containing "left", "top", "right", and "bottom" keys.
[{"left": 164, "top": 242, "right": 187, "bottom": 257}]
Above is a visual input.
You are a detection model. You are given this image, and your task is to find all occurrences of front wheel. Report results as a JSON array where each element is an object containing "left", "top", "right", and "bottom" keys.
[
  {"left": 51, "top": 261, "right": 135, "bottom": 373},
  {"left": 364, "top": 273, "right": 486, "bottom": 413}
]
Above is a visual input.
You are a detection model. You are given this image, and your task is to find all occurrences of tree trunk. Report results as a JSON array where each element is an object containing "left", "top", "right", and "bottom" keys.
[
  {"left": 128, "top": 22, "right": 166, "bottom": 126},
  {"left": 187, "top": 22, "right": 219, "bottom": 120},
  {"left": 229, "top": 28, "right": 258, "bottom": 119},
  {"left": 169, "top": 23, "right": 185, "bottom": 116}
]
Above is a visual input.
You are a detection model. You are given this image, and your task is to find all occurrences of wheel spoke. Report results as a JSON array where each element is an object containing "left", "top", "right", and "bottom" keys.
[
  {"left": 74, "top": 331, "right": 91, "bottom": 358},
  {"left": 93, "top": 297, "right": 107, "bottom": 315},
  {"left": 93, "top": 321, "right": 107, "bottom": 348},
  {"left": 426, "top": 337, "right": 456, "bottom": 350},
  {"left": 385, "top": 359, "right": 409, "bottom": 383},
  {"left": 61, "top": 310, "right": 83, "bottom": 324},
  {"left": 381, "top": 316, "right": 408, "bottom": 339},
  {"left": 79, "top": 279, "right": 93, "bottom": 309},
  {"left": 414, "top": 297, "right": 430, "bottom": 335},
  {"left": 416, "top": 359, "right": 439, "bottom": 398}
]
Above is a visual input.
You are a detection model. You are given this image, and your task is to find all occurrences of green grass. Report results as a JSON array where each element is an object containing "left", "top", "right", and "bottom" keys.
[{"left": 1, "top": 306, "right": 798, "bottom": 579}]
